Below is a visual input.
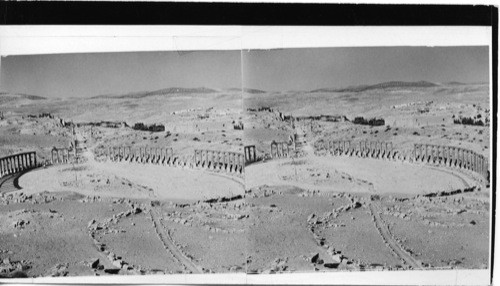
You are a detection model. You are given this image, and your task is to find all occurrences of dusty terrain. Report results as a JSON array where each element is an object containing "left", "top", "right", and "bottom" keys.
[
  {"left": 0, "top": 90, "right": 247, "bottom": 278},
  {"left": 0, "top": 81, "right": 492, "bottom": 278},
  {"left": 244, "top": 82, "right": 491, "bottom": 273}
]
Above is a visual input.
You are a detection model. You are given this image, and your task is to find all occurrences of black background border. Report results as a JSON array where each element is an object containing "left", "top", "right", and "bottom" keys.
[{"left": 0, "top": 1, "right": 497, "bottom": 284}]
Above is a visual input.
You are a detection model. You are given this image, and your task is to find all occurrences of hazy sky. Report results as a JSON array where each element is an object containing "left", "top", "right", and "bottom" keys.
[
  {"left": 0, "top": 50, "right": 242, "bottom": 98},
  {"left": 0, "top": 46, "right": 489, "bottom": 98},
  {"left": 243, "top": 46, "right": 489, "bottom": 91}
]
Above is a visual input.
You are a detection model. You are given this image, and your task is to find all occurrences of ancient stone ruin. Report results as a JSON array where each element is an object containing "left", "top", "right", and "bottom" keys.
[
  {"left": 51, "top": 147, "right": 74, "bottom": 164},
  {"left": 99, "top": 146, "right": 245, "bottom": 175},
  {"left": 413, "top": 143, "right": 489, "bottom": 179},
  {"left": 322, "top": 140, "right": 396, "bottom": 160},
  {"left": 104, "top": 146, "right": 175, "bottom": 165},
  {"left": 318, "top": 139, "right": 489, "bottom": 181},
  {"left": 0, "top": 151, "right": 37, "bottom": 178},
  {"left": 270, "top": 141, "right": 294, "bottom": 158},
  {"left": 193, "top": 149, "right": 244, "bottom": 174},
  {"left": 244, "top": 145, "right": 257, "bottom": 164}
]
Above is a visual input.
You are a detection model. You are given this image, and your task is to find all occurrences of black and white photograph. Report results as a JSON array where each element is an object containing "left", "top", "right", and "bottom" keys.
[
  {"left": 0, "top": 20, "right": 495, "bottom": 285},
  {"left": 244, "top": 46, "right": 491, "bottom": 272}
]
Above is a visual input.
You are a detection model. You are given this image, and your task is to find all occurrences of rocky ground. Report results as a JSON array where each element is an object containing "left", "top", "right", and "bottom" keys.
[
  {"left": 0, "top": 82, "right": 492, "bottom": 278},
  {"left": 243, "top": 82, "right": 491, "bottom": 273}
]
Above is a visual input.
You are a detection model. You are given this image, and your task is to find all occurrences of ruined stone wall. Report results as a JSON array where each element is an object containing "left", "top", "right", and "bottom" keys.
[{"left": 0, "top": 151, "right": 38, "bottom": 178}]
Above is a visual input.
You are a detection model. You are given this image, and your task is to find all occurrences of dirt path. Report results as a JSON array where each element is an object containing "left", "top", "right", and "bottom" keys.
[
  {"left": 149, "top": 208, "right": 202, "bottom": 274},
  {"left": 368, "top": 202, "right": 423, "bottom": 270}
]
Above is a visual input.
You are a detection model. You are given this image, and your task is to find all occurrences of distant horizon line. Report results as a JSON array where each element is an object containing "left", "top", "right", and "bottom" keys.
[{"left": 0, "top": 80, "right": 490, "bottom": 99}]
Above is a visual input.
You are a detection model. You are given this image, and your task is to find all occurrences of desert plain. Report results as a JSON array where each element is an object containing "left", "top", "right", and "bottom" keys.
[{"left": 0, "top": 81, "right": 492, "bottom": 278}]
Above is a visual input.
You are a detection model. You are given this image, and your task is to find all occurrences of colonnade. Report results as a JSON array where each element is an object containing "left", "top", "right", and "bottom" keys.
[
  {"left": 51, "top": 148, "right": 72, "bottom": 164},
  {"left": 413, "top": 143, "right": 489, "bottom": 179},
  {"left": 270, "top": 141, "right": 293, "bottom": 158},
  {"left": 106, "top": 146, "right": 175, "bottom": 165},
  {"left": 244, "top": 145, "right": 257, "bottom": 164},
  {"left": 101, "top": 146, "right": 245, "bottom": 175},
  {"left": 193, "top": 149, "right": 245, "bottom": 173},
  {"left": 317, "top": 139, "right": 489, "bottom": 181},
  {"left": 0, "top": 152, "right": 37, "bottom": 177},
  {"left": 323, "top": 140, "right": 397, "bottom": 160}
]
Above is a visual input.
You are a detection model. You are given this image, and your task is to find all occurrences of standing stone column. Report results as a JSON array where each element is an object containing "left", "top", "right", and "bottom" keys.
[
  {"left": 467, "top": 150, "right": 472, "bottom": 170},
  {"left": 203, "top": 150, "right": 208, "bottom": 168},
  {"left": 0, "top": 159, "right": 4, "bottom": 177},
  {"left": 212, "top": 150, "right": 217, "bottom": 169},
  {"left": 239, "top": 154, "right": 244, "bottom": 173},
  {"left": 217, "top": 151, "right": 222, "bottom": 170},
  {"left": 454, "top": 147, "right": 459, "bottom": 167},
  {"left": 462, "top": 149, "right": 467, "bottom": 169},
  {"left": 476, "top": 153, "right": 480, "bottom": 173},
  {"left": 422, "top": 144, "right": 427, "bottom": 162},
  {"left": 444, "top": 146, "right": 449, "bottom": 165},
  {"left": 457, "top": 148, "right": 463, "bottom": 168},
  {"left": 471, "top": 151, "right": 476, "bottom": 171},
  {"left": 22, "top": 154, "right": 27, "bottom": 170},
  {"left": 414, "top": 144, "right": 419, "bottom": 161},
  {"left": 448, "top": 147, "right": 453, "bottom": 166},
  {"left": 222, "top": 152, "right": 228, "bottom": 170},
  {"left": 12, "top": 156, "right": 17, "bottom": 173},
  {"left": 482, "top": 155, "right": 486, "bottom": 176},
  {"left": 228, "top": 152, "right": 234, "bottom": 172},
  {"left": 453, "top": 147, "right": 458, "bottom": 167}
]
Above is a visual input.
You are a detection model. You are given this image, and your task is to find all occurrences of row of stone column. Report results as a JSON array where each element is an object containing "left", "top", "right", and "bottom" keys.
[
  {"left": 51, "top": 148, "right": 72, "bottom": 164},
  {"left": 0, "top": 152, "right": 37, "bottom": 177},
  {"left": 106, "top": 146, "right": 176, "bottom": 165},
  {"left": 193, "top": 149, "right": 245, "bottom": 174},
  {"left": 270, "top": 141, "right": 293, "bottom": 158},
  {"left": 413, "top": 144, "right": 489, "bottom": 179},
  {"left": 325, "top": 140, "right": 397, "bottom": 160},
  {"left": 244, "top": 145, "right": 257, "bottom": 164}
]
